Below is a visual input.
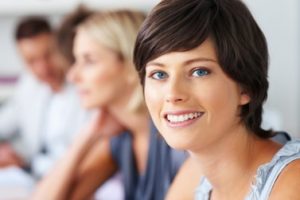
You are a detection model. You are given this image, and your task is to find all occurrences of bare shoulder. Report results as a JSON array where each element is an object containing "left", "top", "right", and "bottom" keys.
[
  {"left": 269, "top": 159, "right": 300, "bottom": 200},
  {"left": 166, "top": 157, "right": 202, "bottom": 200}
]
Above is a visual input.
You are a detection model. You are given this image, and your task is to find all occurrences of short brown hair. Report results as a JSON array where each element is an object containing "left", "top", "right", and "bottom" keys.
[{"left": 15, "top": 16, "right": 51, "bottom": 41}]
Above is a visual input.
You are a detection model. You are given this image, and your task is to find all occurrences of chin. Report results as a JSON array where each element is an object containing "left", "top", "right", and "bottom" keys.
[
  {"left": 159, "top": 129, "right": 192, "bottom": 151},
  {"left": 166, "top": 137, "right": 192, "bottom": 151}
]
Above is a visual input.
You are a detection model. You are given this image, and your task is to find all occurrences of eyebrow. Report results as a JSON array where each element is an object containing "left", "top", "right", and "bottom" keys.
[{"left": 147, "top": 57, "right": 218, "bottom": 67}]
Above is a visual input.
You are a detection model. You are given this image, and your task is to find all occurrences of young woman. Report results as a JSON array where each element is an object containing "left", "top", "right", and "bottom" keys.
[
  {"left": 31, "top": 10, "right": 186, "bottom": 200},
  {"left": 134, "top": 0, "right": 300, "bottom": 199}
]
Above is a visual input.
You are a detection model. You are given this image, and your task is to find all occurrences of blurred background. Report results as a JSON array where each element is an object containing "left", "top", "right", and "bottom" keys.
[{"left": 0, "top": 0, "right": 299, "bottom": 138}]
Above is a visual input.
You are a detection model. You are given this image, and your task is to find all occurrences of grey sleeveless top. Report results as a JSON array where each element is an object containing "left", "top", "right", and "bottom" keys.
[
  {"left": 195, "top": 140, "right": 300, "bottom": 200},
  {"left": 110, "top": 122, "right": 187, "bottom": 200}
]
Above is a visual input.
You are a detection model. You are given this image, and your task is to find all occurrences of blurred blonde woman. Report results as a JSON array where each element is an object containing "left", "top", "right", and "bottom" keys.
[{"left": 32, "top": 10, "right": 186, "bottom": 200}]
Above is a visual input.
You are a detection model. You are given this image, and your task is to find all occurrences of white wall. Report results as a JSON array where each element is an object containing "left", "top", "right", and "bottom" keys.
[
  {"left": 0, "top": 17, "right": 23, "bottom": 75},
  {"left": 0, "top": 0, "right": 160, "bottom": 15}
]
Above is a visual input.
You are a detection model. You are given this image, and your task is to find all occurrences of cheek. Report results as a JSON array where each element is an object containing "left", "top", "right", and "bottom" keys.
[
  {"left": 204, "top": 83, "right": 241, "bottom": 122},
  {"left": 87, "top": 68, "right": 117, "bottom": 89},
  {"left": 86, "top": 67, "right": 125, "bottom": 106},
  {"left": 145, "top": 82, "right": 162, "bottom": 122}
]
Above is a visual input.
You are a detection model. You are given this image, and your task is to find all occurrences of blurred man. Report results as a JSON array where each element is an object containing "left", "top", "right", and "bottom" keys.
[{"left": 0, "top": 17, "right": 89, "bottom": 178}]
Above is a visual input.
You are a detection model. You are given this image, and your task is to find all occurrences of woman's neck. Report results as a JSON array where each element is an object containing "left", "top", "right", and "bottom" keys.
[
  {"left": 190, "top": 126, "right": 281, "bottom": 199},
  {"left": 107, "top": 81, "right": 149, "bottom": 137},
  {"left": 108, "top": 104, "right": 150, "bottom": 137}
]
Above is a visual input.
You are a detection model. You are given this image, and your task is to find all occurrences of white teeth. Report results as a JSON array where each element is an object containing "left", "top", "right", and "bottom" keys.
[{"left": 167, "top": 112, "right": 202, "bottom": 123}]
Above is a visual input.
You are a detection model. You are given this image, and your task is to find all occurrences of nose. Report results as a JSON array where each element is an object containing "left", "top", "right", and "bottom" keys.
[{"left": 165, "top": 76, "right": 188, "bottom": 104}]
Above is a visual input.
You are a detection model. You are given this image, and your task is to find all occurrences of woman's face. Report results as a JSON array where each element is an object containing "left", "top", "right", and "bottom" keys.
[
  {"left": 69, "top": 30, "right": 126, "bottom": 109},
  {"left": 144, "top": 38, "right": 250, "bottom": 151}
]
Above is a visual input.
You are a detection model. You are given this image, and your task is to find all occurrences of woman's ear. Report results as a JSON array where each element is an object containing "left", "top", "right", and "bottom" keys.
[{"left": 240, "top": 91, "right": 251, "bottom": 105}]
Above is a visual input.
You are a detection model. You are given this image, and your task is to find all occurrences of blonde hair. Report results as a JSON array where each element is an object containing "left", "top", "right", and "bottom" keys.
[{"left": 77, "top": 10, "right": 146, "bottom": 112}]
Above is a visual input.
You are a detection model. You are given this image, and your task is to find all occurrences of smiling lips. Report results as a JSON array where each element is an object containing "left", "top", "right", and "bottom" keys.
[{"left": 164, "top": 111, "right": 204, "bottom": 127}]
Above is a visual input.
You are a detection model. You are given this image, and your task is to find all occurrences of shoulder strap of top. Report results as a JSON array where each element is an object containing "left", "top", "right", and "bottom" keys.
[
  {"left": 195, "top": 177, "right": 212, "bottom": 200},
  {"left": 260, "top": 155, "right": 300, "bottom": 199}
]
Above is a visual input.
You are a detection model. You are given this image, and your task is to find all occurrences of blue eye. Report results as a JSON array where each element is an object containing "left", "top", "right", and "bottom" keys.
[
  {"left": 192, "top": 68, "right": 210, "bottom": 77},
  {"left": 151, "top": 71, "right": 168, "bottom": 80}
]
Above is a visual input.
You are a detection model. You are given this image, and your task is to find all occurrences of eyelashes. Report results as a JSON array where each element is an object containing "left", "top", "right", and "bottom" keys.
[
  {"left": 147, "top": 67, "right": 211, "bottom": 81},
  {"left": 148, "top": 70, "right": 168, "bottom": 80},
  {"left": 191, "top": 67, "right": 210, "bottom": 77}
]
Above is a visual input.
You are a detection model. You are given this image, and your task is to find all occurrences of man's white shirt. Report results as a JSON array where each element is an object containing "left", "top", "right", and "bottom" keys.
[{"left": 0, "top": 72, "right": 90, "bottom": 177}]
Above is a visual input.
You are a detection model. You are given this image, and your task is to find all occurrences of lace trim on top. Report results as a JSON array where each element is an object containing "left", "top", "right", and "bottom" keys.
[
  {"left": 195, "top": 176, "right": 212, "bottom": 200},
  {"left": 246, "top": 140, "right": 300, "bottom": 199}
]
